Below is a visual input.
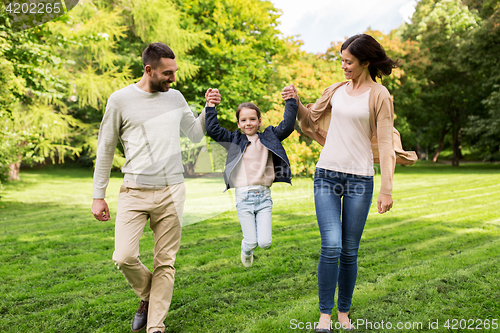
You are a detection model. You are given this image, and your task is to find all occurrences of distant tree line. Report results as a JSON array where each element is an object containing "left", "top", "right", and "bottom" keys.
[{"left": 1, "top": 0, "right": 498, "bottom": 182}]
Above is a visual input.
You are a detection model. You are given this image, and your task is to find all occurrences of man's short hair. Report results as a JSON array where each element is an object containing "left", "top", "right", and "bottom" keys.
[{"left": 142, "top": 43, "right": 176, "bottom": 69}]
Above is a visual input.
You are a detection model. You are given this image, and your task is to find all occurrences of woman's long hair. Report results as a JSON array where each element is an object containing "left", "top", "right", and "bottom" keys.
[{"left": 341, "top": 34, "right": 400, "bottom": 82}]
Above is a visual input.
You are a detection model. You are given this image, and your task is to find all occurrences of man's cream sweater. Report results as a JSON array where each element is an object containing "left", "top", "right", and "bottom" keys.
[{"left": 93, "top": 84, "right": 205, "bottom": 199}]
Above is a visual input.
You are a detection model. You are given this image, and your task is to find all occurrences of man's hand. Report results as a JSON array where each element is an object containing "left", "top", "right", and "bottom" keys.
[
  {"left": 377, "top": 193, "right": 393, "bottom": 214},
  {"left": 281, "top": 84, "right": 298, "bottom": 101},
  {"left": 92, "top": 199, "right": 111, "bottom": 221},
  {"left": 205, "top": 88, "right": 221, "bottom": 107}
]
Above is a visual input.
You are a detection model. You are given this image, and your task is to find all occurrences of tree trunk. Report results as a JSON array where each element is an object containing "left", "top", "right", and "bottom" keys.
[
  {"left": 451, "top": 127, "right": 462, "bottom": 167},
  {"left": 8, "top": 162, "right": 21, "bottom": 181},
  {"left": 183, "top": 148, "right": 202, "bottom": 177},
  {"left": 432, "top": 127, "right": 449, "bottom": 162}
]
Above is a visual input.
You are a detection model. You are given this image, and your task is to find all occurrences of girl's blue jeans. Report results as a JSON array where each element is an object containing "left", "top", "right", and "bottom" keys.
[
  {"left": 314, "top": 168, "right": 373, "bottom": 314},
  {"left": 235, "top": 186, "right": 273, "bottom": 255}
]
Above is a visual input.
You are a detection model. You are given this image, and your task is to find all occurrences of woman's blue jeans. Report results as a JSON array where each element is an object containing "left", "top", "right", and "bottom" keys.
[{"left": 314, "top": 168, "right": 373, "bottom": 314}]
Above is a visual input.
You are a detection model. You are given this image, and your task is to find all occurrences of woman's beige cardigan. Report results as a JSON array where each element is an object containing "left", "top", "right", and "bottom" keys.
[{"left": 297, "top": 81, "right": 396, "bottom": 196}]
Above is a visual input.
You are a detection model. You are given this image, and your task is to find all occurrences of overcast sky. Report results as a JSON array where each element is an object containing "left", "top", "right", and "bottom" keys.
[{"left": 269, "top": 0, "right": 418, "bottom": 54}]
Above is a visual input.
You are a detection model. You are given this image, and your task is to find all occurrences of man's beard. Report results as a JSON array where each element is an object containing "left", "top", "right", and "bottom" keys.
[{"left": 150, "top": 78, "right": 173, "bottom": 92}]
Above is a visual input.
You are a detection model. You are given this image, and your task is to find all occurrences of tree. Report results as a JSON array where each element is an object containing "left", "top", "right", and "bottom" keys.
[
  {"left": 48, "top": 0, "right": 209, "bottom": 171},
  {"left": 0, "top": 0, "right": 210, "bottom": 181},
  {"left": 174, "top": 0, "right": 287, "bottom": 130},
  {"left": 399, "top": 0, "right": 479, "bottom": 165},
  {"left": 0, "top": 56, "right": 25, "bottom": 181},
  {"left": 0, "top": 9, "right": 88, "bottom": 181},
  {"left": 461, "top": 0, "right": 500, "bottom": 160}
]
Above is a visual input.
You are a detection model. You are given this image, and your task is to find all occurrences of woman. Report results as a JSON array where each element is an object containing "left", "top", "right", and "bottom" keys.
[{"left": 282, "top": 34, "right": 399, "bottom": 332}]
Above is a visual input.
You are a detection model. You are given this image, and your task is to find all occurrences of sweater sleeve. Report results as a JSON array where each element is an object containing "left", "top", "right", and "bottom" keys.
[
  {"left": 375, "top": 90, "right": 396, "bottom": 196},
  {"left": 93, "top": 96, "right": 121, "bottom": 199},
  {"left": 180, "top": 104, "right": 206, "bottom": 143}
]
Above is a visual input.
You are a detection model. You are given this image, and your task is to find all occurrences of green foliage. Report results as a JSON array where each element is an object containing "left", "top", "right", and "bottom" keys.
[
  {"left": 462, "top": 0, "right": 499, "bottom": 19},
  {"left": 44, "top": 0, "right": 210, "bottom": 168},
  {"left": 397, "top": 0, "right": 479, "bottom": 165},
  {"left": 0, "top": 123, "right": 24, "bottom": 182},
  {"left": 1, "top": 15, "right": 67, "bottom": 105},
  {"left": 127, "top": 0, "right": 206, "bottom": 81},
  {"left": 1, "top": 0, "right": 211, "bottom": 179},
  {"left": 466, "top": 90, "right": 500, "bottom": 160},
  {"left": 48, "top": 0, "right": 134, "bottom": 112},
  {"left": 2, "top": 0, "right": 498, "bottom": 178},
  {"left": 0, "top": 46, "right": 25, "bottom": 181},
  {"left": 461, "top": 1, "right": 500, "bottom": 160},
  {"left": 0, "top": 10, "right": 87, "bottom": 181},
  {"left": 175, "top": 0, "right": 287, "bottom": 129}
]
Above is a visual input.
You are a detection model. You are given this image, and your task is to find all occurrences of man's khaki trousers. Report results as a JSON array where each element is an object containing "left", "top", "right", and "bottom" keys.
[{"left": 112, "top": 181, "right": 185, "bottom": 333}]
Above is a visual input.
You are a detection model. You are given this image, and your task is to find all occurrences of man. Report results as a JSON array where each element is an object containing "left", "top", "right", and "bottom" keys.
[{"left": 91, "top": 42, "right": 221, "bottom": 333}]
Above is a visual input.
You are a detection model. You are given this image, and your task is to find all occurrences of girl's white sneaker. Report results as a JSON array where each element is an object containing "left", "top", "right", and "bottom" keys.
[{"left": 241, "top": 251, "right": 253, "bottom": 267}]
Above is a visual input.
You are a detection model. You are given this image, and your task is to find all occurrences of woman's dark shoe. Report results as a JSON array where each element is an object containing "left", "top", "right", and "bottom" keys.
[
  {"left": 131, "top": 300, "right": 149, "bottom": 332},
  {"left": 314, "top": 328, "right": 332, "bottom": 333}
]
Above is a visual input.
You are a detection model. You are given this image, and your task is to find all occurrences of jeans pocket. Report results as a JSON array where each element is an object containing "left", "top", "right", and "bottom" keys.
[
  {"left": 264, "top": 195, "right": 273, "bottom": 206},
  {"left": 315, "top": 167, "right": 326, "bottom": 179},
  {"left": 235, "top": 192, "right": 248, "bottom": 206},
  {"left": 236, "top": 196, "right": 252, "bottom": 211}
]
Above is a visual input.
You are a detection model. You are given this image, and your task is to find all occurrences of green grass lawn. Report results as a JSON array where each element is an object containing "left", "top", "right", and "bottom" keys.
[{"left": 1, "top": 162, "right": 500, "bottom": 332}]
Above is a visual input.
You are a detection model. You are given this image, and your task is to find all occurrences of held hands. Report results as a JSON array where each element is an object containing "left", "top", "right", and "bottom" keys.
[
  {"left": 377, "top": 193, "right": 393, "bottom": 214},
  {"left": 205, "top": 88, "right": 221, "bottom": 107},
  {"left": 91, "top": 199, "right": 111, "bottom": 221},
  {"left": 281, "top": 84, "right": 298, "bottom": 101}
]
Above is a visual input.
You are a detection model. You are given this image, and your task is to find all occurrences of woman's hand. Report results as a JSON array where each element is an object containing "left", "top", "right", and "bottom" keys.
[
  {"left": 281, "top": 84, "right": 298, "bottom": 101},
  {"left": 377, "top": 193, "right": 393, "bottom": 214}
]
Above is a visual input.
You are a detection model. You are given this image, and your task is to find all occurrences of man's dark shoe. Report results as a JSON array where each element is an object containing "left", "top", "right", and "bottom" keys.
[{"left": 131, "top": 300, "right": 149, "bottom": 332}]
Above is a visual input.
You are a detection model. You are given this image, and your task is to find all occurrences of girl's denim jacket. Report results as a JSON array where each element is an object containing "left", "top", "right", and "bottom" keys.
[{"left": 205, "top": 98, "right": 298, "bottom": 191}]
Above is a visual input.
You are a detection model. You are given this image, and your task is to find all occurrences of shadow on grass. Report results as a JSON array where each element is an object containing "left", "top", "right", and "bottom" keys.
[
  {"left": 394, "top": 161, "right": 500, "bottom": 175},
  {"left": 1, "top": 167, "right": 116, "bottom": 202},
  {"left": 27, "top": 166, "right": 124, "bottom": 178}
]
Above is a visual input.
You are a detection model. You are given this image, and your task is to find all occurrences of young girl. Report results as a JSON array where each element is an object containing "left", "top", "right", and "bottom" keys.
[{"left": 205, "top": 89, "right": 297, "bottom": 267}]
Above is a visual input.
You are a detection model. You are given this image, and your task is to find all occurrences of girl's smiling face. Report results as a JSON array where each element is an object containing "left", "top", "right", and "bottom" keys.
[{"left": 237, "top": 108, "right": 261, "bottom": 136}]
